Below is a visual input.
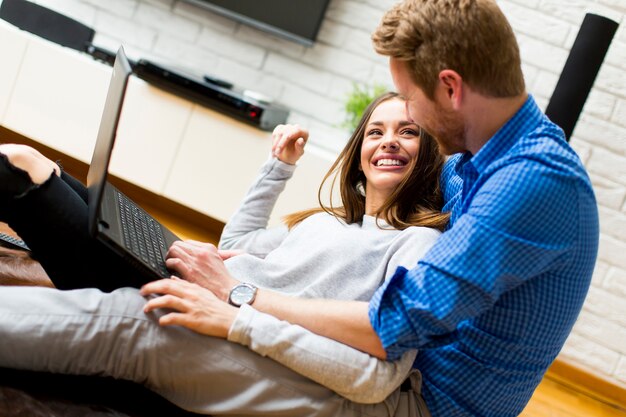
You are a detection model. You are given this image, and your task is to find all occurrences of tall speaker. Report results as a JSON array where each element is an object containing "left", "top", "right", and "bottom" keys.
[
  {"left": 545, "top": 13, "right": 618, "bottom": 141},
  {"left": 0, "top": 0, "right": 95, "bottom": 52}
]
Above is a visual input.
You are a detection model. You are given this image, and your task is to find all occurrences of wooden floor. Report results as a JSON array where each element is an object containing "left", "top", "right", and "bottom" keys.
[{"left": 522, "top": 377, "right": 626, "bottom": 417}]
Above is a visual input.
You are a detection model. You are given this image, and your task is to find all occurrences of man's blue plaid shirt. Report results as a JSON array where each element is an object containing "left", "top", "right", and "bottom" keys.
[{"left": 369, "top": 96, "right": 599, "bottom": 417}]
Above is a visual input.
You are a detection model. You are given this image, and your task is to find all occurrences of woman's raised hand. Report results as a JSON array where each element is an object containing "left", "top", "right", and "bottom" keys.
[{"left": 271, "top": 124, "right": 309, "bottom": 165}]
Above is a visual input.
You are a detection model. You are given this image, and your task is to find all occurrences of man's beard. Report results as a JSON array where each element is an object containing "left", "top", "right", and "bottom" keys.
[{"left": 425, "top": 104, "right": 465, "bottom": 155}]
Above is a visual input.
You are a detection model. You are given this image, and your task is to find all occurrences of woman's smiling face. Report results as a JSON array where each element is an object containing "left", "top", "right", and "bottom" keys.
[{"left": 360, "top": 98, "right": 421, "bottom": 213}]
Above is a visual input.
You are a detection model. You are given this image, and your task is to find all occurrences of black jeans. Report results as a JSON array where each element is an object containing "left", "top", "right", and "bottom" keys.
[{"left": 0, "top": 153, "right": 140, "bottom": 291}]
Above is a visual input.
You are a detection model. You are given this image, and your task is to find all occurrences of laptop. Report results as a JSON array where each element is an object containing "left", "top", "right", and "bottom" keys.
[{"left": 87, "top": 46, "right": 180, "bottom": 283}]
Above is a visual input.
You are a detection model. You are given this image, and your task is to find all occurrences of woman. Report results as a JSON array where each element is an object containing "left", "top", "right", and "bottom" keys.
[{"left": 0, "top": 93, "right": 447, "bottom": 414}]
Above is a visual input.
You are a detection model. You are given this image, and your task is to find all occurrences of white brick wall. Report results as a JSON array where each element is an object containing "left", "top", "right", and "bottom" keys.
[{"left": 17, "top": 0, "right": 626, "bottom": 387}]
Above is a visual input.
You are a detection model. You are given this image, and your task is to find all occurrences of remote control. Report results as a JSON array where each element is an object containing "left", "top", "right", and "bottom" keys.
[{"left": 0, "top": 232, "right": 30, "bottom": 251}]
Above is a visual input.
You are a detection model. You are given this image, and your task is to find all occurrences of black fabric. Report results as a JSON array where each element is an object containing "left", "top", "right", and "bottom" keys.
[
  {"left": 0, "top": 156, "right": 141, "bottom": 291},
  {"left": 0, "top": 153, "right": 37, "bottom": 200},
  {"left": 400, "top": 378, "right": 412, "bottom": 392},
  {"left": 0, "top": 368, "right": 206, "bottom": 417}
]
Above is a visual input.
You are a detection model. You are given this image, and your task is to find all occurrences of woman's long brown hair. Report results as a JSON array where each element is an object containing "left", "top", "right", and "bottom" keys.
[{"left": 283, "top": 92, "right": 449, "bottom": 231}]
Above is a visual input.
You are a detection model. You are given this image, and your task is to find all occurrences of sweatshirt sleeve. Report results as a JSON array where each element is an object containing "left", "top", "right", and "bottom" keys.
[
  {"left": 228, "top": 304, "right": 416, "bottom": 404},
  {"left": 218, "top": 157, "right": 295, "bottom": 258}
]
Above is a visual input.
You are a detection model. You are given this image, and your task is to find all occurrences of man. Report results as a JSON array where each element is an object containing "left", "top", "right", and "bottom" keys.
[
  {"left": 0, "top": 1, "right": 598, "bottom": 416},
  {"left": 366, "top": 0, "right": 599, "bottom": 415},
  {"left": 164, "top": 0, "right": 597, "bottom": 415}
]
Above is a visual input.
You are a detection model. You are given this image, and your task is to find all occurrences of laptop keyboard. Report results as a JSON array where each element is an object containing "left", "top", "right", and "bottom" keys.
[{"left": 117, "top": 192, "right": 169, "bottom": 277}]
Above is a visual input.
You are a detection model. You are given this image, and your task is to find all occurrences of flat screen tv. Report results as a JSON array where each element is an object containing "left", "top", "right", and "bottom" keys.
[{"left": 184, "top": 0, "right": 331, "bottom": 46}]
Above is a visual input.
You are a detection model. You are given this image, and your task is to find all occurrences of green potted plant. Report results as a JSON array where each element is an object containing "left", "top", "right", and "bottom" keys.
[{"left": 342, "top": 83, "right": 388, "bottom": 131}]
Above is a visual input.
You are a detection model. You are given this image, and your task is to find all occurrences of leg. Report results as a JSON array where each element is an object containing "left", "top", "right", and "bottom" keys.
[
  {"left": 0, "top": 145, "right": 136, "bottom": 291},
  {"left": 0, "top": 286, "right": 410, "bottom": 417}
]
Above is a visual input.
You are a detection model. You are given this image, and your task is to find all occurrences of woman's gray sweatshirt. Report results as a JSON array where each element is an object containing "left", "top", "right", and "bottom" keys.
[{"left": 220, "top": 157, "right": 441, "bottom": 404}]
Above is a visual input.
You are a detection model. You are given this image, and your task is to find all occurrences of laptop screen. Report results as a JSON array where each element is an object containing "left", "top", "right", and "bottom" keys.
[{"left": 86, "top": 46, "right": 132, "bottom": 236}]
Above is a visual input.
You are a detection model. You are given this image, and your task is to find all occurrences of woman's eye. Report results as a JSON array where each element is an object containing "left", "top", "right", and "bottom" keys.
[
  {"left": 401, "top": 129, "right": 418, "bottom": 136},
  {"left": 367, "top": 129, "right": 383, "bottom": 136}
]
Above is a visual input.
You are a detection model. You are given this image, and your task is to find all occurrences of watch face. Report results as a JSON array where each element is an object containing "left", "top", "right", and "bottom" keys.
[{"left": 230, "top": 284, "right": 256, "bottom": 306}]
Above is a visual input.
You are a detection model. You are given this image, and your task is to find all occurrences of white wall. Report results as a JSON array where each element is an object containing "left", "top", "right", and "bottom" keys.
[{"left": 9, "top": 0, "right": 626, "bottom": 387}]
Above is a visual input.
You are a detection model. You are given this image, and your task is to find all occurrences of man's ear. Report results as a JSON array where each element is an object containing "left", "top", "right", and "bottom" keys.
[{"left": 437, "top": 69, "right": 463, "bottom": 110}]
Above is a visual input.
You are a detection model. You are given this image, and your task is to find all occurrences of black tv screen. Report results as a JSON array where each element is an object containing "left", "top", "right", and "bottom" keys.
[{"left": 185, "top": 0, "right": 331, "bottom": 46}]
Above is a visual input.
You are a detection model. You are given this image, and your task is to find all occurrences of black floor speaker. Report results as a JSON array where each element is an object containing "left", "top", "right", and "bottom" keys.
[{"left": 545, "top": 13, "right": 619, "bottom": 141}]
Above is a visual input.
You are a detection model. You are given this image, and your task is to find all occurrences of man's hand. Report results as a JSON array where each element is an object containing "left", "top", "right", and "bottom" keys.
[
  {"left": 141, "top": 277, "right": 238, "bottom": 339},
  {"left": 165, "top": 240, "right": 239, "bottom": 302}
]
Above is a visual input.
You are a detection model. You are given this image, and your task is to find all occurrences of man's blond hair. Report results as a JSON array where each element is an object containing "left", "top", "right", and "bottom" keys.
[{"left": 372, "top": 0, "right": 525, "bottom": 99}]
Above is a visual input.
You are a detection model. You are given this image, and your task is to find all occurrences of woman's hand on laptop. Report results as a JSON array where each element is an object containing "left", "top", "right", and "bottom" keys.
[{"left": 165, "top": 240, "right": 239, "bottom": 302}]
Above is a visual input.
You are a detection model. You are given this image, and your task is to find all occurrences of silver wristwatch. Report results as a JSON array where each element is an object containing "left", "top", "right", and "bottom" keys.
[{"left": 228, "top": 283, "right": 258, "bottom": 307}]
